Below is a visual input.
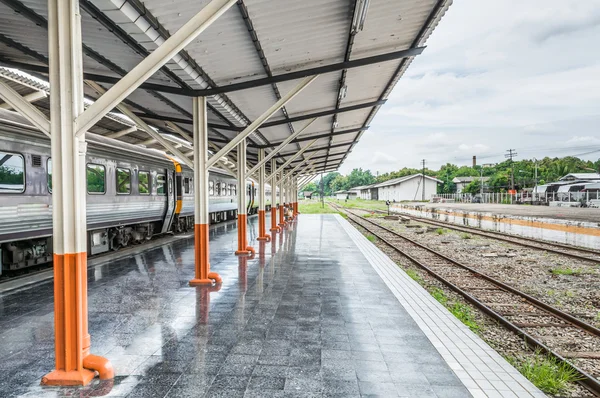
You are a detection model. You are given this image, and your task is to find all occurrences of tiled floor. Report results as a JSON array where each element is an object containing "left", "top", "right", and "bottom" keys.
[{"left": 0, "top": 214, "right": 536, "bottom": 397}]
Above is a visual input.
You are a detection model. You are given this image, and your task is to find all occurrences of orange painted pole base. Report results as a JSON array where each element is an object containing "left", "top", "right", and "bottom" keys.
[
  {"left": 236, "top": 214, "right": 251, "bottom": 255},
  {"left": 257, "top": 209, "right": 270, "bottom": 241},
  {"left": 189, "top": 224, "right": 221, "bottom": 286},
  {"left": 43, "top": 252, "right": 113, "bottom": 386},
  {"left": 42, "top": 369, "right": 96, "bottom": 386}
]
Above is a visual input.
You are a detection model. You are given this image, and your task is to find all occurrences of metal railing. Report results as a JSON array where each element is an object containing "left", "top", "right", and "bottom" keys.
[{"left": 431, "top": 192, "right": 600, "bottom": 207}]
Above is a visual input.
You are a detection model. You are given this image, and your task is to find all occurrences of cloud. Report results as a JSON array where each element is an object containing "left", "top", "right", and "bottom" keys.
[
  {"left": 340, "top": 0, "right": 600, "bottom": 174},
  {"left": 566, "top": 136, "right": 600, "bottom": 145}
]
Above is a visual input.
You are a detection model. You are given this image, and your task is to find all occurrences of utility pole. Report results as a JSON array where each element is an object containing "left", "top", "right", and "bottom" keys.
[
  {"left": 505, "top": 149, "right": 517, "bottom": 191},
  {"left": 421, "top": 159, "right": 426, "bottom": 201}
]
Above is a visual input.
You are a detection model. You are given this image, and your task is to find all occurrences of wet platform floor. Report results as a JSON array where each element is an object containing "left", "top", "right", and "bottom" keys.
[{"left": 0, "top": 214, "right": 471, "bottom": 398}]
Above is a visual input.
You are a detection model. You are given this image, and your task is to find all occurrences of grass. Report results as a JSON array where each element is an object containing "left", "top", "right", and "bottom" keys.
[
  {"left": 405, "top": 269, "right": 423, "bottom": 284},
  {"left": 428, "top": 288, "right": 480, "bottom": 333},
  {"left": 506, "top": 351, "right": 582, "bottom": 395},
  {"left": 550, "top": 267, "right": 582, "bottom": 276},
  {"left": 298, "top": 201, "right": 336, "bottom": 214},
  {"left": 362, "top": 213, "right": 375, "bottom": 218},
  {"left": 460, "top": 233, "right": 472, "bottom": 239},
  {"left": 449, "top": 302, "right": 480, "bottom": 333},
  {"left": 435, "top": 228, "right": 447, "bottom": 235},
  {"left": 366, "top": 234, "right": 377, "bottom": 243},
  {"left": 328, "top": 198, "right": 388, "bottom": 212},
  {"left": 430, "top": 287, "right": 448, "bottom": 305}
]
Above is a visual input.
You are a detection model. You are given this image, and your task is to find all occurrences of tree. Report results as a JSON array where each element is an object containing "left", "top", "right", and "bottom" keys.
[
  {"left": 330, "top": 175, "right": 349, "bottom": 193},
  {"left": 462, "top": 180, "right": 481, "bottom": 194},
  {"left": 303, "top": 182, "right": 318, "bottom": 193},
  {"left": 346, "top": 168, "right": 375, "bottom": 188}
]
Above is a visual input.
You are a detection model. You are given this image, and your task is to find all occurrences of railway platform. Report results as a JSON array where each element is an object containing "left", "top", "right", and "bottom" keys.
[{"left": 0, "top": 214, "right": 543, "bottom": 398}]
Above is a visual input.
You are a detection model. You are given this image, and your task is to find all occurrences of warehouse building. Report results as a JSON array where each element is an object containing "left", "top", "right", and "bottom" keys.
[{"left": 375, "top": 174, "right": 442, "bottom": 202}]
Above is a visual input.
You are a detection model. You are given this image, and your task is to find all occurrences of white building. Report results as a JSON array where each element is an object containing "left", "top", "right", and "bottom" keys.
[
  {"left": 453, "top": 176, "right": 490, "bottom": 194},
  {"left": 374, "top": 174, "right": 442, "bottom": 201},
  {"left": 334, "top": 190, "right": 357, "bottom": 200}
]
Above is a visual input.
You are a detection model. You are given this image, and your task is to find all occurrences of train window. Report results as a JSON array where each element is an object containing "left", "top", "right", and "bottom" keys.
[
  {"left": 232, "top": 184, "right": 236, "bottom": 196},
  {"left": 228, "top": 184, "right": 232, "bottom": 196},
  {"left": 138, "top": 171, "right": 150, "bottom": 195},
  {"left": 215, "top": 181, "right": 220, "bottom": 196},
  {"left": 156, "top": 174, "right": 166, "bottom": 195},
  {"left": 222, "top": 182, "right": 227, "bottom": 196},
  {"left": 184, "top": 177, "right": 190, "bottom": 194},
  {"left": 189, "top": 177, "right": 193, "bottom": 193},
  {"left": 87, "top": 164, "right": 105, "bottom": 194},
  {"left": 47, "top": 158, "right": 52, "bottom": 192},
  {"left": 209, "top": 180, "right": 214, "bottom": 196},
  {"left": 0, "top": 151, "right": 25, "bottom": 193},
  {"left": 116, "top": 168, "right": 131, "bottom": 194}
]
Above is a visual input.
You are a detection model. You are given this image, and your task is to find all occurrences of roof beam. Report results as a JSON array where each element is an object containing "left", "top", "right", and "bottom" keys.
[
  {"left": 261, "top": 100, "right": 385, "bottom": 129},
  {"left": 257, "top": 126, "right": 367, "bottom": 148},
  {"left": 130, "top": 100, "right": 383, "bottom": 132},
  {"left": 0, "top": 79, "right": 50, "bottom": 136},
  {"left": 246, "top": 118, "right": 318, "bottom": 177},
  {"left": 275, "top": 142, "right": 354, "bottom": 158},
  {"left": 195, "top": 46, "right": 425, "bottom": 96},
  {"left": 86, "top": 81, "right": 194, "bottom": 168},
  {"left": 76, "top": 0, "right": 237, "bottom": 136},
  {"left": 207, "top": 76, "right": 318, "bottom": 168}
]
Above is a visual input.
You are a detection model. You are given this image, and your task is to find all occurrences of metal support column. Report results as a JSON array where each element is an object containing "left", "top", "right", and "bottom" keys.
[
  {"left": 189, "top": 97, "right": 222, "bottom": 286},
  {"left": 257, "top": 148, "right": 270, "bottom": 241},
  {"left": 279, "top": 169, "right": 285, "bottom": 228},
  {"left": 42, "top": 0, "right": 113, "bottom": 386},
  {"left": 236, "top": 139, "right": 254, "bottom": 255},
  {"left": 269, "top": 158, "right": 280, "bottom": 233}
]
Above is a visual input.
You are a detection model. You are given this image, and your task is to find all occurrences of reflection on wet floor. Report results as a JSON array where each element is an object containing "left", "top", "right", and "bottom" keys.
[{"left": 0, "top": 215, "right": 470, "bottom": 398}]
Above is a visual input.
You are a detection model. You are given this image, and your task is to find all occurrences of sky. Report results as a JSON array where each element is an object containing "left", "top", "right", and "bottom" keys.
[{"left": 340, "top": 0, "right": 600, "bottom": 175}]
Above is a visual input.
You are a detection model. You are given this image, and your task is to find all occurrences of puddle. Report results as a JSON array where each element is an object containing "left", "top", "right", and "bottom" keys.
[{"left": 395, "top": 204, "right": 600, "bottom": 250}]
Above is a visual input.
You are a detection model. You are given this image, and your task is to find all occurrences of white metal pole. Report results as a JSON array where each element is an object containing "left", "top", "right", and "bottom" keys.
[
  {"left": 235, "top": 139, "right": 253, "bottom": 254},
  {"left": 270, "top": 158, "right": 279, "bottom": 232},
  {"left": 207, "top": 76, "right": 318, "bottom": 168},
  {"left": 257, "top": 148, "right": 269, "bottom": 240},
  {"left": 43, "top": 0, "right": 112, "bottom": 386},
  {"left": 76, "top": 0, "right": 237, "bottom": 136},
  {"left": 190, "top": 97, "right": 221, "bottom": 285}
]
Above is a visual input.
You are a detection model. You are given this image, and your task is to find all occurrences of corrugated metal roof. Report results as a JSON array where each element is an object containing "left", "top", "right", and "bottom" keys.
[
  {"left": 0, "top": 0, "right": 453, "bottom": 174},
  {"left": 374, "top": 173, "right": 444, "bottom": 188}
]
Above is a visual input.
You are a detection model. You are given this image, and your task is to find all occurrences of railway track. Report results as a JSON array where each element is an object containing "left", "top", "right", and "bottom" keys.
[
  {"left": 333, "top": 204, "right": 600, "bottom": 396},
  {"left": 365, "top": 208, "right": 600, "bottom": 263}
]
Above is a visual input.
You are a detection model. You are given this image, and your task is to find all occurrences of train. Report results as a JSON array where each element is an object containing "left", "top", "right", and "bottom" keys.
[{"left": 0, "top": 108, "right": 270, "bottom": 274}]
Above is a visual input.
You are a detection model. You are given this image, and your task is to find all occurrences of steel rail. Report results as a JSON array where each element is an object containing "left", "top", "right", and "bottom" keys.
[{"left": 333, "top": 204, "right": 600, "bottom": 396}]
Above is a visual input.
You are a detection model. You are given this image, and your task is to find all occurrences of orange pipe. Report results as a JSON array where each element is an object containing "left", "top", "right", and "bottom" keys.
[
  {"left": 83, "top": 355, "right": 114, "bottom": 380},
  {"left": 190, "top": 224, "right": 220, "bottom": 285}
]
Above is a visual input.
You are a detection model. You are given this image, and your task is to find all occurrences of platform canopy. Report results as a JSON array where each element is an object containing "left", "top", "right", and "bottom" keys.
[{"left": 0, "top": 0, "right": 451, "bottom": 175}]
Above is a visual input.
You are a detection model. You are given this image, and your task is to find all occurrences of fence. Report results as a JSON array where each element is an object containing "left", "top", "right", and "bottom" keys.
[{"left": 431, "top": 191, "right": 600, "bottom": 207}]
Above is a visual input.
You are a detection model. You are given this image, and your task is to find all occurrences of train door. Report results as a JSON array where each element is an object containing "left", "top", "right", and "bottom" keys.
[{"left": 160, "top": 171, "right": 176, "bottom": 233}]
